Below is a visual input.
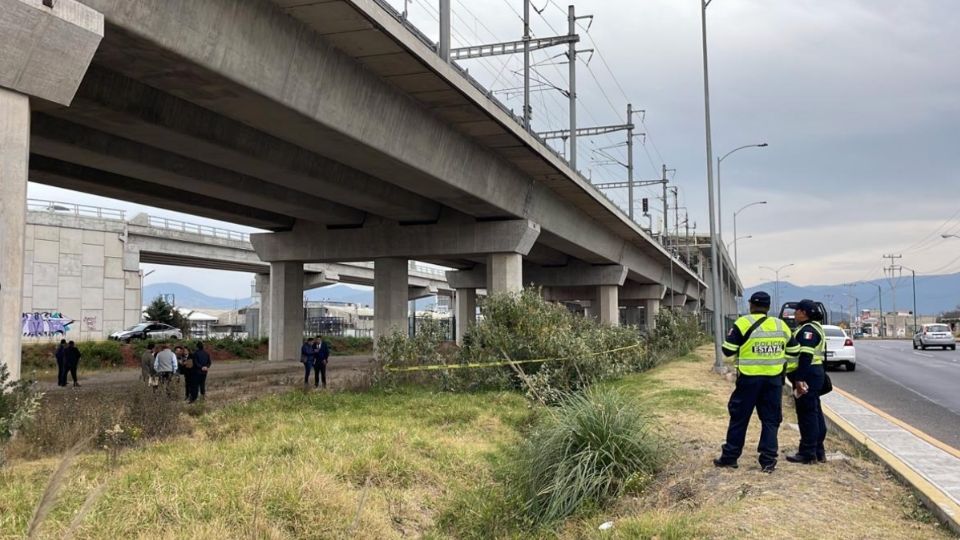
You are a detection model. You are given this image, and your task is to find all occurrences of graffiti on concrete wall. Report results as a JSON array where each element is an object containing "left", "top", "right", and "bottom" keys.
[{"left": 21, "top": 312, "right": 74, "bottom": 337}]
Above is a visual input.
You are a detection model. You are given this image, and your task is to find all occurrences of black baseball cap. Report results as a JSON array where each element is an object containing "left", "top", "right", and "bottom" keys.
[
  {"left": 796, "top": 299, "right": 817, "bottom": 314},
  {"left": 748, "top": 291, "right": 771, "bottom": 307}
]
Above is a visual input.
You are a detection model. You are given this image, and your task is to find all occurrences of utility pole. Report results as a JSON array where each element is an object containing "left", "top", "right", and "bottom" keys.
[
  {"left": 662, "top": 164, "right": 669, "bottom": 241},
  {"left": 439, "top": 0, "right": 451, "bottom": 61},
  {"left": 883, "top": 254, "right": 902, "bottom": 335},
  {"left": 627, "top": 103, "right": 635, "bottom": 219},
  {"left": 876, "top": 283, "right": 884, "bottom": 337},
  {"left": 522, "top": 0, "right": 531, "bottom": 129},
  {"left": 567, "top": 4, "right": 577, "bottom": 169}
]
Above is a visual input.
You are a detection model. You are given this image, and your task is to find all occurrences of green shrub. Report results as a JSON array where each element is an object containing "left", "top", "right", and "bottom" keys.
[
  {"left": 77, "top": 340, "right": 125, "bottom": 367},
  {"left": 376, "top": 288, "right": 704, "bottom": 403},
  {"left": 512, "top": 387, "right": 666, "bottom": 526},
  {"left": 0, "top": 364, "right": 43, "bottom": 465}
]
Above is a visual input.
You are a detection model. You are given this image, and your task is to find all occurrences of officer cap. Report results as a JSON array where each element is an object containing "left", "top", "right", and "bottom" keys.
[
  {"left": 795, "top": 299, "right": 817, "bottom": 314},
  {"left": 748, "top": 291, "right": 771, "bottom": 307}
]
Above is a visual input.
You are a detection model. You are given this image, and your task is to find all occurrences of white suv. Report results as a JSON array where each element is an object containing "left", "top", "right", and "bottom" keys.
[{"left": 913, "top": 324, "right": 956, "bottom": 351}]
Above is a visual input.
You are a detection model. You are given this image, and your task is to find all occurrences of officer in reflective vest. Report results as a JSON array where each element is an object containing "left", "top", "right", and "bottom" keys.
[
  {"left": 714, "top": 291, "right": 800, "bottom": 473},
  {"left": 785, "top": 299, "right": 828, "bottom": 464}
]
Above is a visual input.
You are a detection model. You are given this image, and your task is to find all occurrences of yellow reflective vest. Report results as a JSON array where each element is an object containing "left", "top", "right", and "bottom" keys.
[
  {"left": 785, "top": 321, "right": 825, "bottom": 374},
  {"left": 722, "top": 314, "right": 798, "bottom": 376}
]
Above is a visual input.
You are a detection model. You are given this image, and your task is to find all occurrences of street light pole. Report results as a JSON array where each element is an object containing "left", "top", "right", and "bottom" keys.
[
  {"left": 733, "top": 201, "right": 766, "bottom": 272},
  {"left": 759, "top": 263, "right": 794, "bottom": 309},
  {"left": 701, "top": 0, "right": 725, "bottom": 373},
  {"left": 717, "top": 143, "right": 768, "bottom": 243}
]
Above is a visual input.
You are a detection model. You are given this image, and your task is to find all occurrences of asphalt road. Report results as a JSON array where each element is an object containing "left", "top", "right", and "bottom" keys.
[{"left": 829, "top": 339, "right": 960, "bottom": 449}]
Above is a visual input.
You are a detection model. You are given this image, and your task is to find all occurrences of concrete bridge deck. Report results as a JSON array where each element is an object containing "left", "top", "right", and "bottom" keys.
[{"left": 0, "top": 0, "right": 736, "bottom": 377}]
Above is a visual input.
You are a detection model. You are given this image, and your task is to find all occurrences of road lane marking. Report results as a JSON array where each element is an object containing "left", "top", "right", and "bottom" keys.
[
  {"left": 914, "top": 352, "right": 935, "bottom": 358},
  {"left": 848, "top": 361, "right": 960, "bottom": 416}
]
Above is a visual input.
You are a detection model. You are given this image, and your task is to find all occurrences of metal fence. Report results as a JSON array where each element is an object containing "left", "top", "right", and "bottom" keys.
[
  {"left": 147, "top": 215, "right": 251, "bottom": 242},
  {"left": 27, "top": 198, "right": 125, "bottom": 220}
]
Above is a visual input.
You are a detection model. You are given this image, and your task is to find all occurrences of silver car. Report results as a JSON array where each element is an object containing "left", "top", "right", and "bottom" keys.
[
  {"left": 109, "top": 322, "right": 183, "bottom": 343},
  {"left": 913, "top": 323, "right": 956, "bottom": 350}
]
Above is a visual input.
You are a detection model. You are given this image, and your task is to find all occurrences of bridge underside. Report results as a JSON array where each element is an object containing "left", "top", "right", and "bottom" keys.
[{"left": 0, "top": 0, "right": 717, "bottom": 376}]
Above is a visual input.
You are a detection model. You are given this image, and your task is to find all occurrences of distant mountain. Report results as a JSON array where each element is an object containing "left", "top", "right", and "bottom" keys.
[
  {"left": 143, "top": 282, "right": 388, "bottom": 309},
  {"left": 305, "top": 283, "right": 374, "bottom": 305},
  {"left": 144, "top": 283, "right": 251, "bottom": 310},
  {"left": 744, "top": 272, "right": 960, "bottom": 317}
]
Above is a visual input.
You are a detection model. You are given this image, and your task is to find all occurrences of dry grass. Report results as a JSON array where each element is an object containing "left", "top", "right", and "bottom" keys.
[
  {"left": 0, "top": 347, "right": 951, "bottom": 539},
  {"left": 560, "top": 345, "right": 954, "bottom": 540}
]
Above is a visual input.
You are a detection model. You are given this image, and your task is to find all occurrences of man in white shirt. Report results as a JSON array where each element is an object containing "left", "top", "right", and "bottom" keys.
[{"left": 153, "top": 344, "right": 178, "bottom": 393}]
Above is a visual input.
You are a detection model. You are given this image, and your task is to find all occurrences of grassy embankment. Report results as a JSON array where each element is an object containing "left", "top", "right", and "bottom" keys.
[{"left": 0, "top": 347, "right": 951, "bottom": 539}]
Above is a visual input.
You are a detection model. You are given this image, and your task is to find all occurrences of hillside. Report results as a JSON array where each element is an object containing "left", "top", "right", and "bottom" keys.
[
  {"left": 744, "top": 272, "right": 960, "bottom": 316},
  {"left": 144, "top": 282, "right": 379, "bottom": 309}
]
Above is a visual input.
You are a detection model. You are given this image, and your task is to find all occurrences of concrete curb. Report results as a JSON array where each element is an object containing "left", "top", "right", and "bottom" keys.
[{"left": 822, "top": 388, "right": 960, "bottom": 536}]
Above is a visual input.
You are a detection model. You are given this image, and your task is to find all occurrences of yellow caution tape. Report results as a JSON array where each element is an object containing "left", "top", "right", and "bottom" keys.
[{"left": 382, "top": 342, "right": 644, "bottom": 373}]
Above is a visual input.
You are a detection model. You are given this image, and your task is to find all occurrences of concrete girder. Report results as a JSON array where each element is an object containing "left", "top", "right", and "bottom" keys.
[
  {"left": 251, "top": 219, "right": 540, "bottom": 263},
  {"left": 524, "top": 263, "right": 627, "bottom": 288},
  {"left": 30, "top": 114, "right": 365, "bottom": 225},
  {"left": 620, "top": 283, "right": 667, "bottom": 301},
  {"left": 73, "top": 0, "right": 703, "bottom": 287},
  {"left": 53, "top": 67, "right": 441, "bottom": 223},
  {"left": 409, "top": 286, "right": 438, "bottom": 300},
  {"left": 29, "top": 155, "right": 293, "bottom": 230}
]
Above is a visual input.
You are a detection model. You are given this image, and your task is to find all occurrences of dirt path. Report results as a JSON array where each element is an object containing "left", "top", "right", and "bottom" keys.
[{"left": 37, "top": 356, "right": 375, "bottom": 396}]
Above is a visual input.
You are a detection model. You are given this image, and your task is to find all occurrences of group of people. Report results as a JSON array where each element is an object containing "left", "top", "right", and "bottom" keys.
[
  {"left": 141, "top": 341, "right": 212, "bottom": 402},
  {"left": 54, "top": 340, "right": 82, "bottom": 387},
  {"left": 715, "top": 292, "right": 828, "bottom": 472},
  {"left": 300, "top": 337, "right": 331, "bottom": 388}
]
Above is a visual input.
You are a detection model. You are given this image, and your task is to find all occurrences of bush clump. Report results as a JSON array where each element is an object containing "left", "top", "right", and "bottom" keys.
[
  {"left": 378, "top": 288, "right": 704, "bottom": 403},
  {"left": 0, "top": 364, "right": 43, "bottom": 466},
  {"left": 514, "top": 387, "right": 666, "bottom": 525}
]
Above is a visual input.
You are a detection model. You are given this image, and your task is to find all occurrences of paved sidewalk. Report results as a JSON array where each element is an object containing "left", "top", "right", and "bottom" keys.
[{"left": 823, "top": 387, "right": 960, "bottom": 534}]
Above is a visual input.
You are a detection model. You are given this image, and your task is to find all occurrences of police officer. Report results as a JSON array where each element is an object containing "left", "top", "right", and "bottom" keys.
[
  {"left": 785, "top": 299, "right": 828, "bottom": 464},
  {"left": 714, "top": 291, "right": 800, "bottom": 473}
]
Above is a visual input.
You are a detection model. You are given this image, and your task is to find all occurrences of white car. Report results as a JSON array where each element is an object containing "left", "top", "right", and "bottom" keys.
[
  {"left": 109, "top": 322, "right": 183, "bottom": 343},
  {"left": 822, "top": 325, "right": 856, "bottom": 371},
  {"left": 913, "top": 324, "right": 956, "bottom": 351}
]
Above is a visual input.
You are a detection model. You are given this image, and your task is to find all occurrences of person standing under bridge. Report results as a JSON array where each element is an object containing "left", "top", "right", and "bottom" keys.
[{"left": 714, "top": 291, "right": 799, "bottom": 473}]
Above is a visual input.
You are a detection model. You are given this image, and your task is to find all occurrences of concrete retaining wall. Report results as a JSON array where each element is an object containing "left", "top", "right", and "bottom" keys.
[{"left": 22, "top": 214, "right": 140, "bottom": 342}]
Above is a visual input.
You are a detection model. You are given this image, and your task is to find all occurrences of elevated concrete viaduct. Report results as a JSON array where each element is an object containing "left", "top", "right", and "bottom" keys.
[{"left": 1, "top": 0, "right": 716, "bottom": 376}]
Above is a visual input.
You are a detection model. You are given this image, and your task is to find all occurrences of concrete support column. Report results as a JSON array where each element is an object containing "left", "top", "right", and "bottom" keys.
[
  {"left": 644, "top": 299, "right": 661, "bottom": 331},
  {"left": 486, "top": 253, "right": 523, "bottom": 294},
  {"left": 374, "top": 257, "right": 408, "bottom": 339},
  {"left": 268, "top": 262, "right": 303, "bottom": 361},
  {"left": 596, "top": 285, "right": 620, "bottom": 327},
  {"left": 455, "top": 288, "right": 477, "bottom": 344},
  {"left": 0, "top": 88, "right": 29, "bottom": 381},
  {"left": 255, "top": 274, "right": 270, "bottom": 340}
]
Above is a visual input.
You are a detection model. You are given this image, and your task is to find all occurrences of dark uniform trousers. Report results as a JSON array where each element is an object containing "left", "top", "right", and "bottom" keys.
[
  {"left": 793, "top": 364, "right": 827, "bottom": 460},
  {"left": 720, "top": 374, "right": 783, "bottom": 468}
]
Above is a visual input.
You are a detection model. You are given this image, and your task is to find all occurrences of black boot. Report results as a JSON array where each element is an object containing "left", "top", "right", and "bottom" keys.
[{"left": 785, "top": 454, "right": 817, "bottom": 464}]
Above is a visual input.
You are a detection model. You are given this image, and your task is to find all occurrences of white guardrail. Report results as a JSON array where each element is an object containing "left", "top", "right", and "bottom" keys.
[
  {"left": 147, "top": 215, "right": 251, "bottom": 242},
  {"left": 28, "top": 199, "right": 125, "bottom": 221}
]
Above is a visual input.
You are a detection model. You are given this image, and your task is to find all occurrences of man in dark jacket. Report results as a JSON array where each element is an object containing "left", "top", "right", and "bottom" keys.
[
  {"left": 55, "top": 339, "right": 67, "bottom": 387},
  {"left": 190, "top": 341, "right": 212, "bottom": 402},
  {"left": 313, "top": 336, "right": 330, "bottom": 389},
  {"left": 64, "top": 341, "right": 81, "bottom": 387},
  {"left": 301, "top": 338, "right": 316, "bottom": 385}
]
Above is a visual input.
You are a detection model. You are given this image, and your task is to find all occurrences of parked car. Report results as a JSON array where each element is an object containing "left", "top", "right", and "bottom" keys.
[
  {"left": 823, "top": 324, "right": 856, "bottom": 371},
  {"left": 109, "top": 322, "right": 183, "bottom": 343},
  {"left": 912, "top": 324, "right": 956, "bottom": 350}
]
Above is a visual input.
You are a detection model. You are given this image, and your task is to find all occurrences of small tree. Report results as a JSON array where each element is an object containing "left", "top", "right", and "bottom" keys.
[
  {"left": 0, "top": 363, "right": 43, "bottom": 466},
  {"left": 143, "top": 296, "right": 190, "bottom": 336}
]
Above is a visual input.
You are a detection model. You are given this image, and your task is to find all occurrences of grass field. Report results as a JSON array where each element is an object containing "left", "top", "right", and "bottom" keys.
[{"left": 0, "top": 348, "right": 952, "bottom": 539}]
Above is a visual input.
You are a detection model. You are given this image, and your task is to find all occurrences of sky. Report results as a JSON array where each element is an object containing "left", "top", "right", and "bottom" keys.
[{"left": 28, "top": 0, "right": 960, "bottom": 298}]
